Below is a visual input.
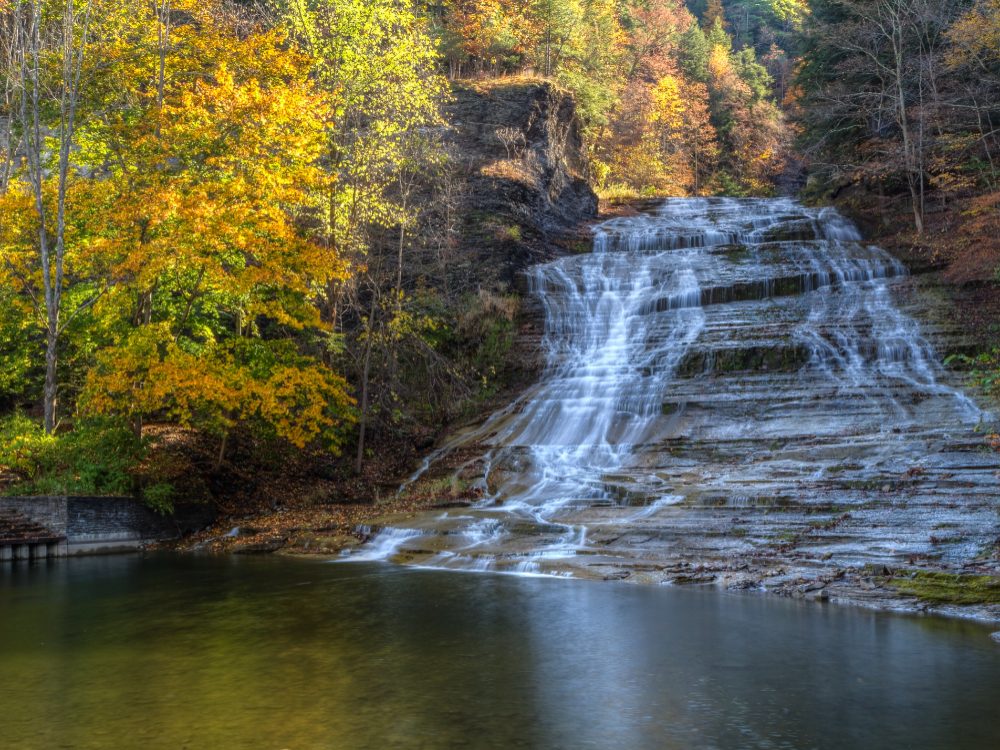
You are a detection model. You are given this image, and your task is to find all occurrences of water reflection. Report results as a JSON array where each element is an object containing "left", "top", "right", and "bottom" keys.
[{"left": 2, "top": 555, "right": 998, "bottom": 749}]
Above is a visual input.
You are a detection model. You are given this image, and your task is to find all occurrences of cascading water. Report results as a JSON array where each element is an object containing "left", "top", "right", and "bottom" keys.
[{"left": 347, "top": 198, "right": 997, "bottom": 581}]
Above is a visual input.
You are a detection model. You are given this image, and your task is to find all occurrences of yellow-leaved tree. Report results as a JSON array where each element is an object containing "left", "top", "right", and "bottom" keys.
[
  {"left": 282, "top": 0, "right": 449, "bottom": 472},
  {"left": 0, "top": 0, "right": 356, "bottom": 459}
]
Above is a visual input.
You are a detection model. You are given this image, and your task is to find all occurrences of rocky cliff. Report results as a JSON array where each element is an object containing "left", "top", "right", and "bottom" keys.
[
  {"left": 443, "top": 78, "right": 598, "bottom": 290},
  {"left": 343, "top": 78, "right": 600, "bottom": 487}
]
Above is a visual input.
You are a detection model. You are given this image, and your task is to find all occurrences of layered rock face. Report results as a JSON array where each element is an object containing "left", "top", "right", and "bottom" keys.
[
  {"left": 444, "top": 79, "right": 598, "bottom": 291},
  {"left": 449, "top": 80, "right": 596, "bottom": 230},
  {"left": 351, "top": 198, "right": 999, "bottom": 604}
]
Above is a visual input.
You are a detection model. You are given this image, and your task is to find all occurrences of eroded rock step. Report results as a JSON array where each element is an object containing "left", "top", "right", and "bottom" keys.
[{"left": 355, "top": 197, "right": 999, "bottom": 602}]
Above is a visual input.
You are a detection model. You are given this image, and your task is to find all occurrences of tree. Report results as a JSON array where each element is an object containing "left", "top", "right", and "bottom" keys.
[
  {"left": 797, "top": 0, "right": 963, "bottom": 233},
  {"left": 553, "top": 0, "right": 624, "bottom": 127},
  {"left": 0, "top": 0, "right": 94, "bottom": 433},
  {"left": 678, "top": 79, "right": 719, "bottom": 192},
  {"left": 442, "top": 0, "right": 536, "bottom": 74},
  {"left": 647, "top": 73, "right": 720, "bottom": 193},
  {"left": 680, "top": 20, "right": 711, "bottom": 82},
  {"left": 78, "top": 1, "right": 353, "bottom": 455},
  {"left": 533, "top": 0, "right": 582, "bottom": 77},
  {"left": 943, "top": 0, "right": 1000, "bottom": 186},
  {"left": 281, "top": 0, "right": 449, "bottom": 472},
  {"left": 707, "top": 15, "right": 730, "bottom": 49},
  {"left": 83, "top": 326, "right": 355, "bottom": 462},
  {"left": 2, "top": 0, "right": 358, "bottom": 458},
  {"left": 704, "top": 0, "right": 728, "bottom": 30},
  {"left": 621, "top": 0, "right": 690, "bottom": 82},
  {"left": 1, "top": 1, "right": 21, "bottom": 196}
]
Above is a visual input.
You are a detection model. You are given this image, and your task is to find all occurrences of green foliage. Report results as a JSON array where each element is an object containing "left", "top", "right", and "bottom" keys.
[
  {"left": 497, "top": 224, "right": 523, "bottom": 242},
  {"left": 457, "top": 291, "right": 519, "bottom": 393},
  {"left": 0, "top": 294, "right": 41, "bottom": 406},
  {"left": 0, "top": 413, "right": 55, "bottom": 478},
  {"left": 706, "top": 16, "right": 730, "bottom": 49},
  {"left": 733, "top": 47, "right": 772, "bottom": 101},
  {"left": 709, "top": 169, "right": 750, "bottom": 197},
  {"left": 0, "top": 415, "right": 144, "bottom": 497},
  {"left": 946, "top": 350, "right": 1000, "bottom": 397},
  {"left": 281, "top": 0, "right": 449, "bottom": 249},
  {"left": 680, "top": 22, "right": 711, "bottom": 82},
  {"left": 557, "top": 66, "right": 617, "bottom": 128},
  {"left": 142, "top": 482, "right": 175, "bottom": 515}
]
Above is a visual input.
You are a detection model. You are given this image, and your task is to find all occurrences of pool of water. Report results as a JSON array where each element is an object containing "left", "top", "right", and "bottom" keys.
[{"left": 2, "top": 555, "right": 998, "bottom": 749}]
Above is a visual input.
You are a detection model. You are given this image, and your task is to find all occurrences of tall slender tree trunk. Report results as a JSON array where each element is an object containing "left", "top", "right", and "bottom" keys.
[
  {"left": 43, "top": 330, "right": 58, "bottom": 433},
  {"left": 972, "top": 96, "right": 997, "bottom": 185},
  {"left": 20, "top": 0, "right": 91, "bottom": 432},
  {"left": 545, "top": 29, "right": 551, "bottom": 77},
  {"left": 214, "top": 430, "right": 228, "bottom": 471},
  {"left": 354, "top": 304, "right": 377, "bottom": 475},
  {"left": 891, "top": 15, "right": 923, "bottom": 235}
]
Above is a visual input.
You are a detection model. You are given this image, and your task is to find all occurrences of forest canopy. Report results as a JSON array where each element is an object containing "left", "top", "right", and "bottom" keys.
[{"left": 1, "top": 0, "right": 997, "bottom": 507}]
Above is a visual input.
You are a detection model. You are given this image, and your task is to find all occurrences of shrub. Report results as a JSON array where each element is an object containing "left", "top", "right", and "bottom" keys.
[
  {"left": 0, "top": 413, "right": 54, "bottom": 478},
  {"left": 1, "top": 416, "right": 144, "bottom": 497},
  {"left": 142, "top": 482, "right": 175, "bottom": 515},
  {"left": 597, "top": 182, "right": 642, "bottom": 203}
]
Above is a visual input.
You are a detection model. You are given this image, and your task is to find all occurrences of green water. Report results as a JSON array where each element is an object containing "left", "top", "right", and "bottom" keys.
[{"left": 1, "top": 554, "right": 999, "bottom": 749}]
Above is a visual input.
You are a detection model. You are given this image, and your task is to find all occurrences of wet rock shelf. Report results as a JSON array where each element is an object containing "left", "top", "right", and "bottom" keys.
[{"left": 350, "top": 198, "right": 1000, "bottom": 619}]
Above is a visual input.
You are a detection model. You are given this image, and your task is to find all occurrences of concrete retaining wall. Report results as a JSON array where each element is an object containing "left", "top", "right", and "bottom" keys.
[
  {"left": 0, "top": 496, "right": 67, "bottom": 534},
  {"left": 0, "top": 496, "right": 214, "bottom": 555}
]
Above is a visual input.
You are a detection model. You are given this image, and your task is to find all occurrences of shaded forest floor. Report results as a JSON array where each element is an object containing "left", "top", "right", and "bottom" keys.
[
  {"left": 853, "top": 190, "right": 1000, "bottom": 351},
  {"left": 152, "top": 391, "right": 519, "bottom": 556}
]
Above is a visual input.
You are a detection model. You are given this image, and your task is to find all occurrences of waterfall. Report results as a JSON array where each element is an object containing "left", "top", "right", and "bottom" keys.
[{"left": 347, "top": 198, "right": 995, "bottom": 577}]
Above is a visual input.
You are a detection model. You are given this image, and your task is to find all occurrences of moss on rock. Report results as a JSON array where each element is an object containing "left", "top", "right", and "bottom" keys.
[{"left": 888, "top": 571, "right": 1000, "bottom": 605}]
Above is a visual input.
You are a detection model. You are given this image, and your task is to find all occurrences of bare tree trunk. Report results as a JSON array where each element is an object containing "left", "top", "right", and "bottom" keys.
[
  {"left": 215, "top": 430, "right": 228, "bottom": 471},
  {"left": 43, "top": 332, "right": 58, "bottom": 432},
  {"left": 917, "top": 67, "right": 926, "bottom": 227},
  {"left": 886, "top": 0, "right": 923, "bottom": 234},
  {"left": 396, "top": 193, "right": 407, "bottom": 300},
  {"left": 0, "top": 3, "right": 23, "bottom": 197},
  {"left": 20, "top": 0, "right": 92, "bottom": 432},
  {"left": 154, "top": 0, "right": 170, "bottom": 125},
  {"left": 545, "top": 28, "right": 551, "bottom": 77},
  {"left": 354, "top": 304, "right": 376, "bottom": 475},
  {"left": 694, "top": 146, "right": 700, "bottom": 194},
  {"left": 972, "top": 96, "right": 997, "bottom": 184}
]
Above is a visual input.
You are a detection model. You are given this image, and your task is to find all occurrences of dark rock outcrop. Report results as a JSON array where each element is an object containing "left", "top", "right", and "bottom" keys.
[{"left": 444, "top": 78, "right": 598, "bottom": 289}]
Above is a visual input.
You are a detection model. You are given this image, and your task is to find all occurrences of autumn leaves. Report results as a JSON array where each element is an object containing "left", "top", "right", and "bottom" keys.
[{"left": 0, "top": 0, "right": 447, "bottom": 464}]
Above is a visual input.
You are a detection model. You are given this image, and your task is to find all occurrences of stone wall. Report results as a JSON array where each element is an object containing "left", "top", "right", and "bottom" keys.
[
  {"left": 0, "top": 496, "right": 213, "bottom": 555},
  {"left": 0, "top": 496, "right": 68, "bottom": 533}
]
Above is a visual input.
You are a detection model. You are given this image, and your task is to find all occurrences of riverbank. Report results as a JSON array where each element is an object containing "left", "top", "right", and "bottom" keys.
[
  {"left": 168, "top": 492, "right": 1000, "bottom": 620},
  {"left": 170, "top": 496, "right": 1000, "bottom": 624},
  {"left": 160, "top": 437, "right": 1000, "bottom": 624}
]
